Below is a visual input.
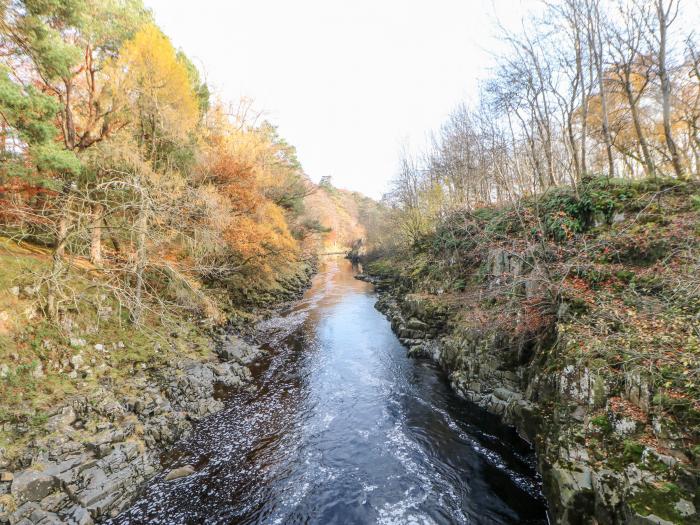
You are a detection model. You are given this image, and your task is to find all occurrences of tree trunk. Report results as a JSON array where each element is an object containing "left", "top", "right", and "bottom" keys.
[
  {"left": 104, "top": 217, "right": 121, "bottom": 253},
  {"left": 47, "top": 256, "right": 61, "bottom": 320},
  {"left": 656, "top": 0, "right": 684, "bottom": 178},
  {"left": 48, "top": 200, "right": 71, "bottom": 319},
  {"left": 581, "top": 51, "right": 593, "bottom": 176},
  {"left": 623, "top": 78, "right": 655, "bottom": 178},
  {"left": 55, "top": 206, "right": 69, "bottom": 258},
  {"left": 595, "top": 48, "right": 615, "bottom": 178},
  {"left": 588, "top": 2, "right": 615, "bottom": 177}
]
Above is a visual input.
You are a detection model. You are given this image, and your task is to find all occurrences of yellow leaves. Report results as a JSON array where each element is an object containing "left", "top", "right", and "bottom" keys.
[
  {"left": 224, "top": 201, "right": 299, "bottom": 275},
  {"left": 196, "top": 100, "right": 302, "bottom": 276},
  {"left": 201, "top": 103, "right": 276, "bottom": 186},
  {"left": 108, "top": 23, "right": 199, "bottom": 141}
]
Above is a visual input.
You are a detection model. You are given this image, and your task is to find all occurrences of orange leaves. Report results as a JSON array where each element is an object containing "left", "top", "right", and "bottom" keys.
[
  {"left": 301, "top": 186, "right": 366, "bottom": 252},
  {"left": 563, "top": 275, "right": 598, "bottom": 309},
  {"left": 516, "top": 295, "right": 556, "bottom": 337},
  {"left": 197, "top": 103, "right": 301, "bottom": 277},
  {"left": 609, "top": 396, "right": 647, "bottom": 423},
  {"left": 207, "top": 152, "right": 259, "bottom": 213},
  {"left": 222, "top": 202, "right": 299, "bottom": 276}
]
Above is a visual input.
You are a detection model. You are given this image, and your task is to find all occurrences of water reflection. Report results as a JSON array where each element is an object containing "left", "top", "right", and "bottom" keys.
[{"left": 111, "top": 257, "right": 547, "bottom": 525}]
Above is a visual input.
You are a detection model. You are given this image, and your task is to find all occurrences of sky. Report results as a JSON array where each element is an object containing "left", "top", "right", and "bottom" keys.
[{"left": 144, "top": 0, "right": 535, "bottom": 199}]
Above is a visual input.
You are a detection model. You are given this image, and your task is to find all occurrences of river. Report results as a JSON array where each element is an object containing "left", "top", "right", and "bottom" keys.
[{"left": 111, "top": 257, "right": 548, "bottom": 524}]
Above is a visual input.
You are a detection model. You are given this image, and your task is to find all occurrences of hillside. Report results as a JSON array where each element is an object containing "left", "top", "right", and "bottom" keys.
[
  {"left": 0, "top": 1, "right": 383, "bottom": 520},
  {"left": 300, "top": 177, "right": 384, "bottom": 254},
  {"left": 361, "top": 177, "right": 700, "bottom": 524}
]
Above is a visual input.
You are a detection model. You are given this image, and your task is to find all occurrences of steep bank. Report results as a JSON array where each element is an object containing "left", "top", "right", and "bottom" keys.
[
  {"left": 0, "top": 240, "right": 314, "bottom": 524},
  {"left": 361, "top": 177, "right": 700, "bottom": 524}
]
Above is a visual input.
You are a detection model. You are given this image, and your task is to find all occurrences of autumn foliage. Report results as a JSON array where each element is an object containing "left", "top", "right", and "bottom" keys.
[{"left": 0, "top": 1, "right": 325, "bottom": 320}]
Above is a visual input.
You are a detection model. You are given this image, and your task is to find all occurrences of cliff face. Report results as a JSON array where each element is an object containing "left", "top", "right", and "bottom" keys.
[{"left": 362, "top": 177, "right": 700, "bottom": 525}]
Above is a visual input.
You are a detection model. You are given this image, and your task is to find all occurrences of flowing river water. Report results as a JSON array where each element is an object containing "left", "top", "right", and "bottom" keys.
[{"left": 112, "top": 257, "right": 548, "bottom": 524}]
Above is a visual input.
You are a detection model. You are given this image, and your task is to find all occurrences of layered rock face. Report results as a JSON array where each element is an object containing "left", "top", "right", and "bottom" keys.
[
  {"left": 358, "top": 179, "right": 700, "bottom": 524},
  {"left": 360, "top": 253, "right": 699, "bottom": 525},
  {"left": 0, "top": 336, "right": 261, "bottom": 524}
]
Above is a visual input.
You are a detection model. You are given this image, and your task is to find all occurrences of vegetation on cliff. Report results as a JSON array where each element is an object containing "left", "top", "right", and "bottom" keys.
[
  {"left": 367, "top": 176, "right": 700, "bottom": 523},
  {"left": 300, "top": 176, "right": 385, "bottom": 255},
  {"left": 362, "top": 0, "right": 700, "bottom": 522}
]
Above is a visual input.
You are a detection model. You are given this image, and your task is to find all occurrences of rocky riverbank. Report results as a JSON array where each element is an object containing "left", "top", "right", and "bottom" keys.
[
  {"left": 361, "top": 271, "right": 699, "bottom": 524},
  {"left": 356, "top": 178, "right": 700, "bottom": 525},
  {"left": 0, "top": 334, "right": 261, "bottom": 524},
  {"left": 0, "top": 251, "right": 315, "bottom": 525}
]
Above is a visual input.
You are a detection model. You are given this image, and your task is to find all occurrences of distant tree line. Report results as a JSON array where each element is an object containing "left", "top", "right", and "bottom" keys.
[{"left": 388, "top": 0, "right": 699, "bottom": 243}]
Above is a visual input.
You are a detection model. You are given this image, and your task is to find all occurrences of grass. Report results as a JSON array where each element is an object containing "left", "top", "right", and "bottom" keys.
[{"left": 0, "top": 237, "right": 220, "bottom": 461}]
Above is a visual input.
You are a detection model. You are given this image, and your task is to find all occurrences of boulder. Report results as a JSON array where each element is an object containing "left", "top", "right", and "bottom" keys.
[
  {"left": 69, "top": 338, "right": 86, "bottom": 349},
  {"left": 674, "top": 499, "right": 695, "bottom": 518},
  {"left": 22, "top": 285, "right": 40, "bottom": 298},
  {"left": 31, "top": 362, "right": 44, "bottom": 379},
  {"left": 46, "top": 407, "right": 76, "bottom": 432},
  {"left": 70, "top": 354, "right": 84, "bottom": 369},
  {"left": 613, "top": 418, "right": 637, "bottom": 435},
  {"left": 218, "top": 336, "right": 261, "bottom": 364},
  {"left": 625, "top": 369, "right": 652, "bottom": 413},
  {"left": 406, "top": 317, "right": 429, "bottom": 331},
  {"left": 63, "top": 505, "right": 94, "bottom": 524},
  {"left": 629, "top": 513, "right": 675, "bottom": 525},
  {"left": 164, "top": 465, "right": 194, "bottom": 481},
  {"left": 11, "top": 470, "right": 59, "bottom": 503}
]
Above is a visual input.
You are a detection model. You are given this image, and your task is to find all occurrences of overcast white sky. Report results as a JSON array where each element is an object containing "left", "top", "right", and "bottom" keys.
[{"left": 142, "top": 1, "right": 539, "bottom": 198}]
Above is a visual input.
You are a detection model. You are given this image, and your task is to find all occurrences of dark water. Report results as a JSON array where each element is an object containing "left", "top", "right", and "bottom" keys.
[{"left": 112, "top": 257, "right": 548, "bottom": 525}]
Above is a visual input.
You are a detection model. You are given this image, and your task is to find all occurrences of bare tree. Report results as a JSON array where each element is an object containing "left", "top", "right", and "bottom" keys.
[
  {"left": 651, "top": 0, "right": 685, "bottom": 178},
  {"left": 586, "top": 0, "right": 616, "bottom": 177},
  {"left": 608, "top": 1, "right": 656, "bottom": 178}
]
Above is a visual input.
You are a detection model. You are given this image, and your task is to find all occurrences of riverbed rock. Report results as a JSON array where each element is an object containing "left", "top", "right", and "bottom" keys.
[
  {"left": 164, "top": 465, "right": 195, "bottom": 481},
  {"left": 0, "top": 329, "right": 263, "bottom": 524},
  {"left": 64, "top": 505, "right": 94, "bottom": 524},
  {"left": 11, "top": 470, "right": 60, "bottom": 503},
  {"left": 0, "top": 248, "right": 300, "bottom": 524},
  {"left": 218, "top": 335, "right": 262, "bottom": 364}
]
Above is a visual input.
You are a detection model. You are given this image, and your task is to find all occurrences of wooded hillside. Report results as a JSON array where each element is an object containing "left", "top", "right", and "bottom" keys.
[{"left": 0, "top": 0, "right": 378, "bottom": 322}]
